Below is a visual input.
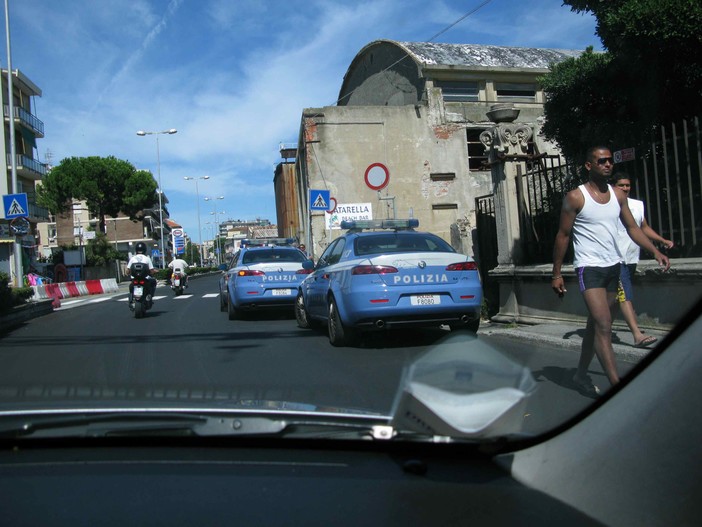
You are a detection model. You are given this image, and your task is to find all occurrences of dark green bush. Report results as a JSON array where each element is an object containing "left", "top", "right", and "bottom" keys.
[{"left": 0, "top": 272, "right": 34, "bottom": 313}]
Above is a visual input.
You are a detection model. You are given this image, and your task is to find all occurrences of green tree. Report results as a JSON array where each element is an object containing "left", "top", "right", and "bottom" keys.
[
  {"left": 37, "top": 156, "right": 158, "bottom": 233},
  {"left": 84, "top": 233, "right": 127, "bottom": 267},
  {"left": 539, "top": 0, "right": 702, "bottom": 160}
]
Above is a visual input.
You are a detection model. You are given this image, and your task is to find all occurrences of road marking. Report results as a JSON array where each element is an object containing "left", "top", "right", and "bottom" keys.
[
  {"left": 173, "top": 295, "right": 193, "bottom": 299},
  {"left": 203, "top": 293, "right": 219, "bottom": 298}
]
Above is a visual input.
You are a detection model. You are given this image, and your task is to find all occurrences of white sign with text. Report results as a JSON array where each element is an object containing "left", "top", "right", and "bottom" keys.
[{"left": 325, "top": 203, "right": 373, "bottom": 230}]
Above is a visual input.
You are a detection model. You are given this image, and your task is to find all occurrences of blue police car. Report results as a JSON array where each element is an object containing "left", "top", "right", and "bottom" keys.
[
  {"left": 219, "top": 240, "right": 312, "bottom": 320},
  {"left": 294, "top": 219, "right": 483, "bottom": 346}
]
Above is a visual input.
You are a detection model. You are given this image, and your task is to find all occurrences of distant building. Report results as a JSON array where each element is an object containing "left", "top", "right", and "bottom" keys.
[{"left": 291, "top": 40, "right": 580, "bottom": 258}]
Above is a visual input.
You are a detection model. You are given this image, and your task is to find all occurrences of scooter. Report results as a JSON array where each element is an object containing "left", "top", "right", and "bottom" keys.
[
  {"left": 129, "top": 263, "right": 154, "bottom": 318},
  {"left": 171, "top": 270, "right": 185, "bottom": 296}
]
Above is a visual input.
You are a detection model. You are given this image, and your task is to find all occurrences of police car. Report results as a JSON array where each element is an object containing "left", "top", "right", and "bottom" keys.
[
  {"left": 294, "top": 219, "right": 483, "bottom": 346},
  {"left": 219, "top": 239, "right": 312, "bottom": 320}
]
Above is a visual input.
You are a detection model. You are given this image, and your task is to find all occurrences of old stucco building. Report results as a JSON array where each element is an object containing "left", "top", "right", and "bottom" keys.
[{"left": 290, "top": 40, "right": 581, "bottom": 260}]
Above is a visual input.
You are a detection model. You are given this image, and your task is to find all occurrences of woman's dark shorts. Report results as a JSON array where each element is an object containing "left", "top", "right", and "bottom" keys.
[{"left": 575, "top": 263, "right": 621, "bottom": 293}]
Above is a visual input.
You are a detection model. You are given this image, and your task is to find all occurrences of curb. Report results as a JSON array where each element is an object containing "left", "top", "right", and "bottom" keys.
[
  {"left": 478, "top": 321, "right": 663, "bottom": 362},
  {"left": 0, "top": 299, "right": 54, "bottom": 334}
]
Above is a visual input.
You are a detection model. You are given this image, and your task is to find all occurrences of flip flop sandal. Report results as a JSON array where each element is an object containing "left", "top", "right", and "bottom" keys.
[
  {"left": 634, "top": 335, "right": 658, "bottom": 348},
  {"left": 572, "top": 375, "right": 601, "bottom": 399}
]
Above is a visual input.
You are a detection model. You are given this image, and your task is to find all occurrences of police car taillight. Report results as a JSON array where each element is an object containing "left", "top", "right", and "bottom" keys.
[
  {"left": 446, "top": 262, "right": 479, "bottom": 271},
  {"left": 238, "top": 270, "right": 265, "bottom": 276},
  {"left": 296, "top": 269, "right": 314, "bottom": 274},
  {"left": 352, "top": 265, "right": 399, "bottom": 275}
]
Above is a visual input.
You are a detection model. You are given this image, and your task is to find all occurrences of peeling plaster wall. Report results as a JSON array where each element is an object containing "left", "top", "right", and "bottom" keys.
[{"left": 299, "top": 105, "right": 493, "bottom": 258}]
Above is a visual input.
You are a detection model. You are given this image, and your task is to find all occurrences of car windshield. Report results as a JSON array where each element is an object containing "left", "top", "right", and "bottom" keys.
[
  {"left": 1, "top": 0, "right": 699, "bottom": 450},
  {"left": 241, "top": 249, "right": 306, "bottom": 265},
  {"left": 355, "top": 233, "right": 456, "bottom": 256}
]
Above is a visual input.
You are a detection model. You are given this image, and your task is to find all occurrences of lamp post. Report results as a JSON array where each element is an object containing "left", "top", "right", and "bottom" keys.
[
  {"left": 205, "top": 196, "right": 224, "bottom": 265},
  {"left": 136, "top": 128, "right": 177, "bottom": 268},
  {"left": 184, "top": 176, "right": 209, "bottom": 266}
]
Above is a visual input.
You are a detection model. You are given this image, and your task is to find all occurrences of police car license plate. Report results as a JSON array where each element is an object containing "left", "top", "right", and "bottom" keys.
[
  {"left": 272, "top": 289, "right": 291, "bottom": 296},
  {"left": 411, "top": 294, "right": 440, "bottom": 306},
  {"left": 133, "top": 286, "right": 143, "bottom": 297}
]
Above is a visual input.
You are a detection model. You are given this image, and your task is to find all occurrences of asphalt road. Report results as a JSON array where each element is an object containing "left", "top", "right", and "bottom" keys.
[{"left": 0, "top": 274, "right": 638, "bottom": 435}]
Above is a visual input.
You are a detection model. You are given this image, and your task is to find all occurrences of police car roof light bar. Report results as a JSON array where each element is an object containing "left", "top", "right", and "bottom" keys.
[{"left": 341, "top": 219, "right": 419, "bottom": 231}]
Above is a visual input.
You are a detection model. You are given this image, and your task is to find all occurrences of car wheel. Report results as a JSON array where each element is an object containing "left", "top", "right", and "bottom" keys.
[
  {"left": 227, "top": 296, "right": 239, "bottom": 321},
  {"left": 219, "top": 291, "right": 227, "bottom": 312},
  {"left": 449, "top": 317, "right": 480, "bottom": 333},
  {"left": 295, "top": 291, "right": 311, "bottom": 329},
  {"left": 328, "top": 297, "right": 354, "bottom": 346}
]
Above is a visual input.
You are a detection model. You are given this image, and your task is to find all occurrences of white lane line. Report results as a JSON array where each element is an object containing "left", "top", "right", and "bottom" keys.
[
  {"left": 173, "top": 295, "right": 193, "bottom": 299},
  {"left": 203, "top": 294, "right": 219, "bottom": 298}
]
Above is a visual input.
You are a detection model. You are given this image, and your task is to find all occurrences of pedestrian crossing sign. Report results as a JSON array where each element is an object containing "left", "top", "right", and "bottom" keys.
[
  {"left": 2, "top": 193, "right": 29, "bottom": 219},
  {"left": 309, "top": 189, "right": 331, "bottom": 211}
]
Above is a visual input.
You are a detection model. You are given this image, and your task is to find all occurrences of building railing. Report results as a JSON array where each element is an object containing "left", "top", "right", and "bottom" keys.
[
  {"left": 633, "top": 116, "right": 702, "bottom": 258},
  {"left": 3, "top": 104, "right": 44, "bottom": 136},
  {"left": 7, "top": 154, "right": 48, "bottom": 177}
]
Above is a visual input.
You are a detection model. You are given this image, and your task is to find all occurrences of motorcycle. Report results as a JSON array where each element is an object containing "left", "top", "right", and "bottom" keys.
[
  {"left": 171, "top": 270, "right": 186, "bottom": 296},
  {"left": 129, "top": 263, "right": 154, "bottom": 318}
]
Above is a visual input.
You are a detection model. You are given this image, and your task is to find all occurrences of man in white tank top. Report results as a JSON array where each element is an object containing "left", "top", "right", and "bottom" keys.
[{"left": 552, "top": 146, "right": 670, "bottom": 397}]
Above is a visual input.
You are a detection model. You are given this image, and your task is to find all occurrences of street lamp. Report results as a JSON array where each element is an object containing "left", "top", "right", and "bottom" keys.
[
  {"left": 136, "top": 128, "right": 177, "bottom": 268},
  {"left": 204, "top": 196, "right": 224, "bottom": 265},
  {"left": 184, "top": 176, "right": 209, "bottom": 265}
]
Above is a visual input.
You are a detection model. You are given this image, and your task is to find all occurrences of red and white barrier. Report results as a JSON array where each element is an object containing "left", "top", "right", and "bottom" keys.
[{"left": 32, "top": 279, "right": 121, "bottom": 308}]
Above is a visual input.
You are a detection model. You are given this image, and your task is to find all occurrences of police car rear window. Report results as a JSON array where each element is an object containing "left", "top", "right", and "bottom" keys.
[
  {"left": 354, "top": 233, "right": 455, "bottom": 256},
  {"left": 242, "top": 249, "right": 307, "bottom": 264}
]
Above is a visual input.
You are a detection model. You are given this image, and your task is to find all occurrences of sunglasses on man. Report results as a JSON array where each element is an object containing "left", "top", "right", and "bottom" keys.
[{"left": 596, "top": 157, "right": 614, "bottom": 165}]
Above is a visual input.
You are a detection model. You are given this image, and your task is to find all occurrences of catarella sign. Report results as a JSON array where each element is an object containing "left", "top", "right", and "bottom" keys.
[{"left": 325, "top": 203, "right": 373, "bottom": 230}]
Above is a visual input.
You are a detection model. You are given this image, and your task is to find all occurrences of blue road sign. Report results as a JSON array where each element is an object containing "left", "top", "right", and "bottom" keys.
[
  {"left": 3, "top": 193, "right": 29, "bottom": 219},
  {"left": 309, "top": 189, "right": 331, "bottom": 211}
]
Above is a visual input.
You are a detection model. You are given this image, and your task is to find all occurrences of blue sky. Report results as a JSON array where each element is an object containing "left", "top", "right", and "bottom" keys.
[{"left": 8, "top": 0, "right": 600, "bottom": 244}]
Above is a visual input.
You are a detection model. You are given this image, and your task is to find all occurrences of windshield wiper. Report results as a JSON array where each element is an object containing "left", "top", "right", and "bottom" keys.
[{"left": 0, "top": 411, "right": 396, "bottom": 440}]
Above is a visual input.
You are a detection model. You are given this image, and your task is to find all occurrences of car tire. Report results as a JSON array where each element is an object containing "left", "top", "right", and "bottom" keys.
[
  {"left": 219, "top": 291, "right": 227, "bottom": 312},
  {"left": 295, "top": 291, "right": 312, "bottom": 329},
  {"left": 328, "top": 297, "right": 355, "bottom": 347},
  {"left": 450, "top": 318, "right": 480, "bottom": 333},
  {"left": 227, "top": 296, "right": 240, "bottom": 321}
]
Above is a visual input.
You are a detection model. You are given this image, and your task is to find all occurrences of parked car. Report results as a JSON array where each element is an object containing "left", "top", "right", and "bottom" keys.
[
  {"left": 219, "top": 240, "right": 312, "bottom": 319},
  {"left": 295, "top": 219, "right": 483, "bottom": 346}
]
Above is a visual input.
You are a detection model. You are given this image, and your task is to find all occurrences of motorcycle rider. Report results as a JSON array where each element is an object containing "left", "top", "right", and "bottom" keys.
[
  {"left": 168, "top": 255, "right": 189, "bottom": 288},
  {"left": 126, "top": 242, "right": 157, "bottom": 303}
]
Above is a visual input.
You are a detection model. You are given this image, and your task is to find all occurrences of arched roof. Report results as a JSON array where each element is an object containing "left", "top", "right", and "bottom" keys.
[{"left": 338, "top": 39, "right": 583, "bottom": 106}]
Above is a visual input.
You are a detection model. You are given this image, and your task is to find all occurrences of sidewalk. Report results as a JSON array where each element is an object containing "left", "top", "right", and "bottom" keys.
[{"left": 478, "top": 319, "right": 669, "bottom": 362}]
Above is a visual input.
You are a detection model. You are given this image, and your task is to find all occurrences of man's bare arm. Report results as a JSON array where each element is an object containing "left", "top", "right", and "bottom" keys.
[{"left": 552, "top": 191, "right": 579, "bottom": 295}]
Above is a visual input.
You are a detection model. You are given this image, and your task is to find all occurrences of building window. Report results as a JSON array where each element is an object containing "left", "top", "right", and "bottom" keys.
[
  {"left": 495, "top": 82, "right": 536, "bottom": 102},
  {"left": 467, "top": 128, "right": 489, "bottom": 171},
  {"left": 435, "top": 81, "right": 479, "bottom": 102},
  {"left": 432, "top": 203, "right": 458, "bottom": 210}
]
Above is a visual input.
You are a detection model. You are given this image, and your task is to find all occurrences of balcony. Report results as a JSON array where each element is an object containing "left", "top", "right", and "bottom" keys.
[
  {"left": 4, "top": 105, "right": 44, "bottom": 137},
  {"left": 6, "top": 154, "right": 48, "bottom": 181}
]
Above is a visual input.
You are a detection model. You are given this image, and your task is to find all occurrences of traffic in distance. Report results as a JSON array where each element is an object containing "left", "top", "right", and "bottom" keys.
[{"left": 218, "top": 220, "right": 483, "bottom": 346}]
